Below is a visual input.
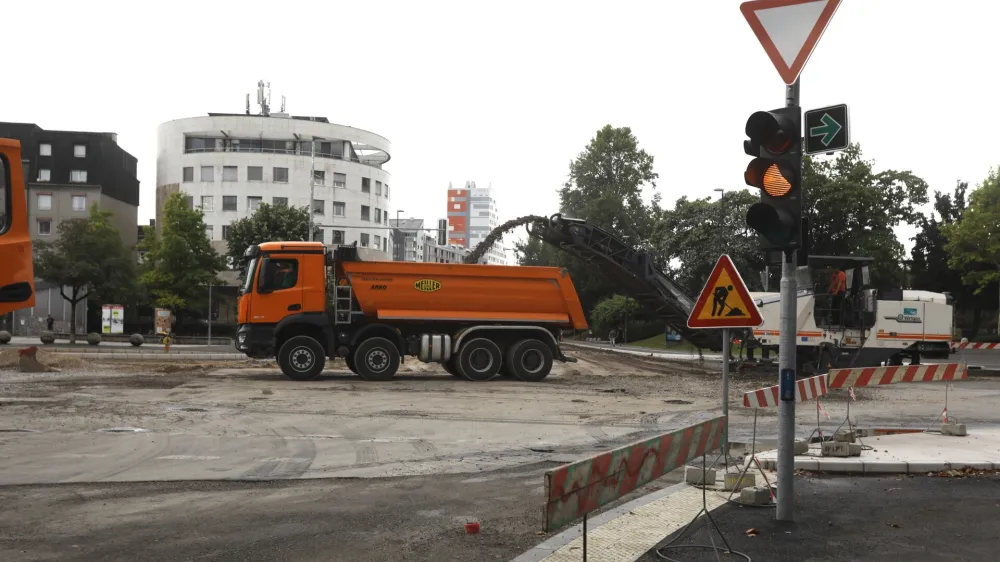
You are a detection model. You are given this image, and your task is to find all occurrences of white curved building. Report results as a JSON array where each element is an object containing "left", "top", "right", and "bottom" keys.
[{"left": 155, "top": 112, "right": 393, "bottom": 261}]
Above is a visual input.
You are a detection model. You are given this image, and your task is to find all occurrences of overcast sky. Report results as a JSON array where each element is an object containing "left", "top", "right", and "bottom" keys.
[{"left": 4, "top": 0, "right": 997, "bottom": 255}]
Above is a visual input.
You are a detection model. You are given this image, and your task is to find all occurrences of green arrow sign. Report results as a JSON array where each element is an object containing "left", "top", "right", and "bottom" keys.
[{"left": 809, "top": 113, "right": 842, "bottom": 147}]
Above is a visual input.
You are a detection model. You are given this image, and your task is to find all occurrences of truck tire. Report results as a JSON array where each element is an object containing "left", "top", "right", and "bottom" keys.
[
  {"left": 278, "top": 336, "right": 326, "bottom": 381},
  {"left": 353, "top": 337, "right": 400, "bottom": 381},
  {"left": 505, "top": 339, "right": 553, "bottom": 382},
  {"left": 457, "top": 338, "right": 502, "bottom": 382},
  {"left": 344, "top": 354, "right": 359, "bottom": 374},
  {"left": 443, "top": 358, "right": 463, "bottom": 378}
]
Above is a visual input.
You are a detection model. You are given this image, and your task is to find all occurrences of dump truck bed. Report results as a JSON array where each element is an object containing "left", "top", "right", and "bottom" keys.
[{"left": 338, "top": 260, "right": 588, "bottom": 329}]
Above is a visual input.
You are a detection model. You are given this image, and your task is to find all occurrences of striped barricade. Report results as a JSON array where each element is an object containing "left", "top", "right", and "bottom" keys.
[
  {"left": 543, "top": 416, "right": 726, "bottom": 532},
  {"left": 827, "top": 363, "right": 967, "bottom": 389},
  {"left": 741, "top": 374, "right": 828, "bottom": 408}
]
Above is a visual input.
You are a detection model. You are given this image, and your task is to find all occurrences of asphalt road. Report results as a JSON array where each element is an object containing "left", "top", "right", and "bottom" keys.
[
  {"left": 6, "top": 336, "right": 237, "bottom": 354},
  {"left": 640, "top": 472, "right": 1000, "bottom": 561}
]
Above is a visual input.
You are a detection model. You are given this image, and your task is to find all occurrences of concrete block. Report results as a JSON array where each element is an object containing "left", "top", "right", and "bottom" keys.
[
  {"left": 724, "top": 471, "right": 755, "bottom": 491},
  {"left": 854, "top": 427, "right": 874, "bottom": 437},
  {"left": 907, "top": 461, "right": 948, "bottom": 473},
  {"left": 815, "top": 459, "right": 863, "bottom": 473},
  {"left": 794, "top": 439, "right": 809, "bottom": 455},
  {"left": 941, "top": 422, "right": 968, "bottom": 437},
  {"left": 822, "top": 441, "right": 852, "bottom": 457},
  {"left": 740, "top": 486, "right": 772, "bottom": 505},
  {"left": 684, "top": 465, "right": 717, "bottom": 485},
  {"left": 849, "top": 443, "right": 863, "bottom": 456},
  {"left": 862, "top": 460, "right": 908, "bottom": 474},
  {"left": 834, "top": 430, "right": 856, "bottom": 443}
]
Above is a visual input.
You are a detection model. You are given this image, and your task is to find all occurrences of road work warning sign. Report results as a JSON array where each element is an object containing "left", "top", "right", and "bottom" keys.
[{"left": 687, "top": 254, "right": 763, "bottom": 329}]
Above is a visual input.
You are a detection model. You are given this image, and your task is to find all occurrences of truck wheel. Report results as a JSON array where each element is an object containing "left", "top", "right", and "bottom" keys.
[
  {"left": 443, "top": 358, "right": 462, "bottom": 378},
  {"left": 344, "top": 353, "right": 359, "bottom": 374},
  {"left": 457, "top": 338, "right": 502, "bottom": 382},
  {"left": 354, "top": 337, "right": 400, "bottom": 381},
  {"left": 505, "top": 339, "right": 553, "bottom": 382},
  {"left": 278, "top": 336, "right": 326, "bottom": 381}
]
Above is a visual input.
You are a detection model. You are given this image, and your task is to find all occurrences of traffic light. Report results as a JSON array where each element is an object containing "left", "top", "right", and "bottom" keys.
[{"left": 744, "top": 107, "right": 802, "bottom": 251}]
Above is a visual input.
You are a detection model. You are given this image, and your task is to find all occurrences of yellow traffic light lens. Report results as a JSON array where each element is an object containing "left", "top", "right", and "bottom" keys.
[{"left": 763, "top": 164, "right": 791, "bottom": 196}]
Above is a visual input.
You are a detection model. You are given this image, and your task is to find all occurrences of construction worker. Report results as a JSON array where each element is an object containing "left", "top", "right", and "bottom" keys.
[
  {"left": 829, "top": 267, "right": 847, "bottom": 324},
  {"left": 609, "top": 328, "right": 618, "bottom": 347}
]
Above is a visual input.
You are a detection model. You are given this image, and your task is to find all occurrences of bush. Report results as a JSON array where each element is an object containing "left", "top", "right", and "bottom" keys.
[
  {"left": 0, "top": 330, "right": 10, "bottom": 344},
  {"left": 40, "top": 331, "right": 55, "bottom": 344},
  {"left": 129, "top": 333, "right": 145, "bottom": 347},
  {"left": 87, "top": 332, "right": 102, "bottom": 346}
]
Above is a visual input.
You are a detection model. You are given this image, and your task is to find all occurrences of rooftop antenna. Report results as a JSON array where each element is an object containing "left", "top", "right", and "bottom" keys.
[
  {"left": 245, "top": 93, "right": 250, "bottom": 115},
  {"left": 280, "top": 95, "right": 286, "bottom": 113},
  {"left": 256, "top": 80, "right": 270, "bottom": 116}
]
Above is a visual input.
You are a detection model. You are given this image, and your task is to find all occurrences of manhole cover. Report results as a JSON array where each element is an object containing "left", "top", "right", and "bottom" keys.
[
  {"left": 98, "top": 427, "right": 149, "bottom": 433},
  {"left": 0, "top": 428, "right": 39, "bottom": 433},
  {"left": 663, "top": 399, "right": 693, "bottom": 405}
]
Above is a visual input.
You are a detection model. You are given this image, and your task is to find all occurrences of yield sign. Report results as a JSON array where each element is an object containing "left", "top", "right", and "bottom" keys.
[
  {"left": 741, "top": 0, "right": 842, "bottom": 85},
  {"left": 687, "top": 255, "right": 763, "bottom": 329}
]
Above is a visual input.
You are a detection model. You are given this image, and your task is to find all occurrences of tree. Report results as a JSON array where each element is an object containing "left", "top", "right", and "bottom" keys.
[
  {"left": 803, "top": 144, "right": 929, "bottom": 289},
  {"left": 139, "top": 192, "right": 225, "bottom": 316},
  {"left": 589, "top": 294, "right": 639, "bottom": 339},
  {"left": 944, "top": 168, "right": 1000, "bottom": 335},
  {"left": 653, "top": 190, "right": 765, "bottom": 295},
  {"left": 34, "top": 205, "right": 136, "bottom": 343},
  {"left": 225, "top": 203, "right": 310, "bottom": 277}
]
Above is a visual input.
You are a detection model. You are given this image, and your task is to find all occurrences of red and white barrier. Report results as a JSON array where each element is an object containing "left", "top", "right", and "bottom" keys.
[
  {"left": 742, "top": 374, "right": 828, "bottom": 408},
  {"left": 954, "top": 341, "right": 1000, "bottom": 350},
  {"left": 827, "top": 363, "right": 967, "bottom": 389}
]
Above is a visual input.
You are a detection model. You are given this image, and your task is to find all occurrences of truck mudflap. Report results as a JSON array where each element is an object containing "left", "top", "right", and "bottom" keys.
[{"left": 557, "top": 346, "right": 578, "bottom": 363}]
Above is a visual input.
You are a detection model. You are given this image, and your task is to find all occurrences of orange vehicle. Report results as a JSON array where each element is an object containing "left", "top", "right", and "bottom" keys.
[
  {"left": 236, "top": 242, "right": 587, "bottom": 382},
  {"left": 0, "top": 139, "right": 36, "bottom": 316}
]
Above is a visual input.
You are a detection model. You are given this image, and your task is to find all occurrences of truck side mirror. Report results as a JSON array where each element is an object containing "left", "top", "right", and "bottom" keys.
[{"left": 256, "top": 258, "right": 273, "bottom": 294}]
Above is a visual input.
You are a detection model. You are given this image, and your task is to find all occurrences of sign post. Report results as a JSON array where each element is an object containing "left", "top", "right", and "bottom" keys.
[
  {"left": 688, "top": 254, "right": 763, "bottom": 459},
  {"left": 741, "top": 0, "right": 842, "bottom": 522}
]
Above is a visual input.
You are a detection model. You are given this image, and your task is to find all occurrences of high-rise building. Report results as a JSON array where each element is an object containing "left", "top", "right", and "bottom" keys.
[{"left": 446, "top": 180, "right": 504, "bottom": 265}]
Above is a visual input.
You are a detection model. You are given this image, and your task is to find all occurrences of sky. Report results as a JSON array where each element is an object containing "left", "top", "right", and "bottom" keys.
[{"left": 4, "top": 0, "right": 998, "bottom": 259}]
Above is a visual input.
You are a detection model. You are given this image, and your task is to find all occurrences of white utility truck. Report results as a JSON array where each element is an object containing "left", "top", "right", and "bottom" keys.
[{"left": 747, "top": 256, "right": 954, "bottom": 372}]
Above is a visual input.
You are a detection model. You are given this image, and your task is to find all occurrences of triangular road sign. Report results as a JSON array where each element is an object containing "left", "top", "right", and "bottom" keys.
[
  {"left": 741, "top": 0, "right": 842, "bottom": 85},
  {"left": 687, "top": 255, "right": 763, "bottom": 329}
]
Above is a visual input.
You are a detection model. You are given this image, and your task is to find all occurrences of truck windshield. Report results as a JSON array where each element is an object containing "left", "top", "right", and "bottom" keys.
[{"left": 241, "top": 258, "right": 258, "bottom": 295}]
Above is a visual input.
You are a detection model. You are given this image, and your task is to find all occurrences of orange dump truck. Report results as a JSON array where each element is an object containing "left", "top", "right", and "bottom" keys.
[{"left": 236, "top": 242, "right": 588, "bottom": 382}]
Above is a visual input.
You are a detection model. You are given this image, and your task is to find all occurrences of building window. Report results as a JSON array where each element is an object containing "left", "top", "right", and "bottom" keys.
[
  {"left": 39, "top": 143, "right": 52, "bottom": 156},
  {"left": 222, "top": 225, "right": 230, "bottom": 240},
  {"left": 247, "top": 166, "right": 263, "bottom": 182},
  {"left": 74, "top": 144, "right": 87, "bottom": 158},
  {"left": 361, "top": 178, "right": 371, "bottom": 193},
  {"left": 374, "top": 235, "right": 381, "bottom": 248},
  {"left": 222, "top": 195, "right": 238, "bottom": 211},
  {"left": 70, "top": 170, "right": 88, "bottom": 183},
  {"left": 453, "top": 203, "right": 460, "bottom": 210},
  {"left": 273, "top": 196, "right": 288, "bottom": 207},
  {"left": 201, "top": 196, "right": 214, "bottom": 211},
  {"left": 223, "top": 166, "right": 238, "bottom": 182},
  {"left": 38, "top": 219, "right": 52, "bottom": 235},
  {"left": 333, "top": 173, "right": 346, "bottom": 188},
  {"left": 332, "top": 230, "right": 345, "bottom": 244},
  {"left": 273, "top": 167, "right": 289, "bottom": 182},
  {"left": 383, "top": 238, "right": 388, "bottom": 252},
  {"left": 201, "top": 166, "right": 214, "bottom": 182},
  {"left": 360, "top": 233, "right": 370, "bottom": 247},
  {"left": 205, "top": 225, "right": 214, "bottom": 240},
  {"left": 333, "top": 201, "right": 345, "bottom": 217},
  {"left": 186, "top": 196, "right": 195, "bottom": 209},
  {"left": 37, "top": 169, "right": 51, "bottom": 182},
  {"left": 374, "top": 208, "right": 382, "bottom": 223},
  {"left": 248, "top": 196, "right": 262, "bottom": 211},
  {"left": 375, "top": 181, "right": 383, "bottom": 196},
  {"left": 182, "top": 167, "right": 194, "bottom": 182},
  {"left": 72, "top": 195, "right": 87, "bottom": 211},
  {"left": 312, "top": 228, "right": 324, "bottom": 242},
  {"left": 361, "top": 205, "right": 370, "bottom": 221},
  {"left": 313, "top": 170, "right": 325, "bottom": 185},
  {"left": 385, "top": 184, "right": 389, "bottom": 198},
  {"left": 37, "top": 194, "right": 52, "bottom": 211},
  {"left": 312, "top": 199, "right": 325, "bottom": 215}
]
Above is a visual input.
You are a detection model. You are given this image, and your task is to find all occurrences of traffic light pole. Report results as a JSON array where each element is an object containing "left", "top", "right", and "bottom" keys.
[{"left": 776, "top": 78, "right": 800, "bottom": 522}]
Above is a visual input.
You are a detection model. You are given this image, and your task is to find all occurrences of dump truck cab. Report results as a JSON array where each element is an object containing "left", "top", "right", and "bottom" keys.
[
  {"left": 0, "top": 139, "right": 36, "bottom": 316},
  {"left": 237, "top": 242, "right": 587, "bottom": 382}
]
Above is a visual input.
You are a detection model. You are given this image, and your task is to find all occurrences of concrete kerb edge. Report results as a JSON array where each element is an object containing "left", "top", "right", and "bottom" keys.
[
  {"left": 509, "top": 481, "right": 691, "bottom": 562},
  {"left": 759, "top": 458, "right": 998, "bottom": 474}
]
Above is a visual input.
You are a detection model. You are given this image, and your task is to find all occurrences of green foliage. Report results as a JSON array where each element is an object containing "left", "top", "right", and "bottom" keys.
[
  {"left": 33, "top": 205, "right": 136, "bottom": 341},
  {"left": 803, "top": 144, "right": 929, "bottom": 288},
  {"left": 653, "top": 190, "right": 765, "bottom": 295},
  {"left": 589, "top": 294, "right": 639, "bottom": 337},
  {"left": 138, "top": 192, "right": 225, "bottom": 311},
  {"left": 225, "top": 203, "right": 310, "bottom": 277},
  {"left": 944, "top": 168, "right": 1000, "bottom": 293}
]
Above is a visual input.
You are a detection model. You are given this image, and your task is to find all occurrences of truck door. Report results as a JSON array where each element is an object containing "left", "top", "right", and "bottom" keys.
[
  {"left": 251, "top": 255, "right": 304, "bottom": 322},
  {"left": 0, "top": 140, "right": 36, "bottom": 315}
]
